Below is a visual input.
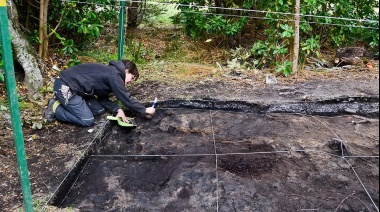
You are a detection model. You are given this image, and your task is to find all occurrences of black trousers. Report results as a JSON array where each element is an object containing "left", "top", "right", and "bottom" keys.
[{"left": 53, "top": 78, "right": 105, "bottom": 127}]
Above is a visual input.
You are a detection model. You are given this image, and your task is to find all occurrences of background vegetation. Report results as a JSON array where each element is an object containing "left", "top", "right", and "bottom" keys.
[{"left": 1, "top": 0, "right": 379, "bottom": 78}]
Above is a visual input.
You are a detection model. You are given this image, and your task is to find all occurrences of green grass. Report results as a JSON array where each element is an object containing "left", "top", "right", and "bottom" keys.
[
  {"left": 79, "top": 50, "right": 118, "bottom": 64},
  {"left": 145, "top": 3, "right": 180, "bottom": 26},
  {"left": 155, "top": 4, "right": 179, "bottom": 24}
]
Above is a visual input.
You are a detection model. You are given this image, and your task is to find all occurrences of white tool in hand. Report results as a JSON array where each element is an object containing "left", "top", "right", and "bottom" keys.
[{"left": 152, "top": 97, "right": 158, "bottom": 108}]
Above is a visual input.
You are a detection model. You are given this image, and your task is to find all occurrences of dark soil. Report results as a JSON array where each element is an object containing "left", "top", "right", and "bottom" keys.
[
  {"left": 0, "top": 66, "right": 379, "bottom": 211},
  {"left": 56, "top": 109, "right": 379, "bottom": 211}
]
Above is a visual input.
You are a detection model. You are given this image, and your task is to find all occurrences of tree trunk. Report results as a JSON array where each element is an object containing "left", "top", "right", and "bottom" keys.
[
  {"left": 38, "top": 0, "right": 49, "bottom": 58},
  {"left": 38, "top": 0, "right": 44, "bottom": 56},
  {"left": 127, "top": 1, "right": 139, "bottom": 28},
  {"left": 25, "top": 0, "right": 31, "bottom": 28},
  {"left": 42, "top": 0, "right": 49, "bottom": 58},
  {"left": 8, "top": 0, "right": 43, "bottom": 100},
  {"left": 292, "top": 0, "right": 300, "bottom": 76},
  {"left": 215, "top": 0, "right": 223, "bottom": 14}
]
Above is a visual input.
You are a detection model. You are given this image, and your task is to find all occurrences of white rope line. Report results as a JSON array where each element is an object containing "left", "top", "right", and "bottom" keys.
[
  {"left": 343, "top": 155, "right": 379, "bottom": 158},
  {"left": 210, "top": 110, "right": 219, "bottom": 212},
  {"left": 90, "top": 149, "right": 365, "bottom": 158},
  {"left": 41, "top": 120, "right": 110, "bottom": 210},
  {"left": 343, "top": 157, "right": 379, "bottom": 212},
  {"left": 90, "top": 151, "right": 290, "bottom": 158}
]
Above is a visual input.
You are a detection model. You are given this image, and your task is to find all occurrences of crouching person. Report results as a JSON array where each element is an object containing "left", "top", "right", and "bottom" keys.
[{"left": 44, "top": 59, "right": 155, "bottom": 127}]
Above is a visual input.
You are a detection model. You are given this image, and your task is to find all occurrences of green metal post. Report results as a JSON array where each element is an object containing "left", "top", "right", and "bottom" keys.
[
  {"left": 118, "top": 0, "right": 126, "bottom": 60},
  {"left": 0, "top": 1, "right": 34, "bottom": 211}
]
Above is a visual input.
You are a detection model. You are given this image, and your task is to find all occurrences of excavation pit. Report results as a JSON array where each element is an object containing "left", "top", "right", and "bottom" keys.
[{"left": 51, "top": 108, "right": 379, "bottom": 211}]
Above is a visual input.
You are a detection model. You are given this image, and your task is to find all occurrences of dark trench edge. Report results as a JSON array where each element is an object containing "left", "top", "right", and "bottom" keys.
[
  {"left": 48, "top": 120, "right": 114, "bottom": 207},
  {"left": 156, "top": 97, "right": 379, "bottom": 118}
]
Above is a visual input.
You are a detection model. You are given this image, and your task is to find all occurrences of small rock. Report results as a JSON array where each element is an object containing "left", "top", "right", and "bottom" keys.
[
  {"left": 0, "top": 105, "right": 7, "bottom": 111},
  {"left": 3, "top": 114, "right": 11, "bottom": 120},
  {"left": 344, "top": 108, "right": 357, "bottom": 114},
  {"left": 32, "top": 122, "right": 43, "bottom": 130},
  {"left": 334, "top": 47, "right": 367, "bottom": 66},
  {"left": 340, "top": 204, "right": 350, "bottom": 211},
  {"left": 265, "top": 74, "right": 278, "bottom": 84},
  {"left": 336, "top": 174, "right": 349, "bottom": 183}
]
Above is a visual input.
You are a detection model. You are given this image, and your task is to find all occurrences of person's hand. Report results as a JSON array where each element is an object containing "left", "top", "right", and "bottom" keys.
[
  {"left": 145, "top": 107, "right": 156, "bottom": 119},
  {"left": 145, "top": 107, "right": 156, "bottom": 115},
  {"left": 116, "top": 109, "right": 129, "bottom": 122}
]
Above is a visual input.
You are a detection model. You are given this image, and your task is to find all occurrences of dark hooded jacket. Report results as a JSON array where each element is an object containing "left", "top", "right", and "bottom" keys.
[{"left": 59, "top": 60, "right": 146, "bottom": 114}]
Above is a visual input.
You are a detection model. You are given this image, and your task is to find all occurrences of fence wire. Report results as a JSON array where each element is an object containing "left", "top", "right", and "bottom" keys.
[
  {"left": 6, "top": 0, "right": 378, "bottom": 28},
  {"left": 46, "top": 0, "right": 380, "bottom": 29}
]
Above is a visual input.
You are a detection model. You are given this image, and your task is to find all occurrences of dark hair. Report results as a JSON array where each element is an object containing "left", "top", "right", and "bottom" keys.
[{"left": 121, "top": 59, "right": 139, "bottom": 80}]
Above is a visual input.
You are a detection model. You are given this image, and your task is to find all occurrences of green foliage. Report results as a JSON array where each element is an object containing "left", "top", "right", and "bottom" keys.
[
  {"left": 301, "top": 35, "right": 321, "bottom": 58},
  {"left": 300, "top": 0, "right": 378, "bottom": 48},
  {"left": 62, "top": 39, "right": 79, "bottom": 56},
  {"left": 173, "top": 0, "right": 247, "bottom": 42},
  {"left": 230, "top": 21, "right": 294, "bottom": 70},
  {"left": 12, "top": 199, "right": 77, "bottom": 212},
  {"left": 0, "top": 71, "right": 3, "bottom": 82},
  {"left": 54, "top": 31, "right": 82, "bottom": 67},
  {"left": 54, "top": 32, "right": 79, "bottom": 56},
  {"left": 163, "top": 34, "right": 185, "bottom": 59},
  {"left": 276, "top": 60, "right": 293, "bottom": 77},
  {"left": 83, "top": 49, "right": 118, "bottom": 64},
  {"left": 172, "top": 6, "right": 205, "bottom": 38},
  {"left": 142, "top": 3, "right": 171, "bottom": 26},
  {"left": 27, "top": 30, "right": 40, "bottom": 46},
  {"left": 369, "top": 32, "right": 379, "bottom": 49},
  {"left": 250, "top": 41, "right": 270, "bottom": 57},
  {"left": 125, "top": 40, "right": 146, "bottom": 63},
  {"left": 229, "top": 38, "right": 292, "bottom": 73},
  {"left": 280, "top": 24, "right": 294, "bottom": 38},
  {"left": 77, "top": 21, "right": 102, "bottom": 38},
  {"left": 227, "top": 0, "right": 378, "bottom": 74},
  {"left": 204, "top": 15, "right": 247, "bottom": 36},
  {"left": 49, "top": 0, "right": 118, "bottom": 49},
  {"left": 67, "top": 55, "right": 82, "bottom": 67}
]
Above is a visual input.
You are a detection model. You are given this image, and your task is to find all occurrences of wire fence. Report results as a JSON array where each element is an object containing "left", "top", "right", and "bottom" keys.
[
  {"left": 7, "top": 0, "right": 378, "bottom": 67},
  {"left": 7, "top": 0, "right": 379, "bottom": 29}
]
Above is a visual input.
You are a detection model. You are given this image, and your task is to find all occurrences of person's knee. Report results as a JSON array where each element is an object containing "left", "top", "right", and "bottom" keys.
[
  {"left": 93, "top": 108, "right": 105, "bottom": 116},
  {"left": 81, "top": 118, "right": 95, "bottom": 127},
  {"left": 86, "top": 98, "right": 105, "bottom": 116}
]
